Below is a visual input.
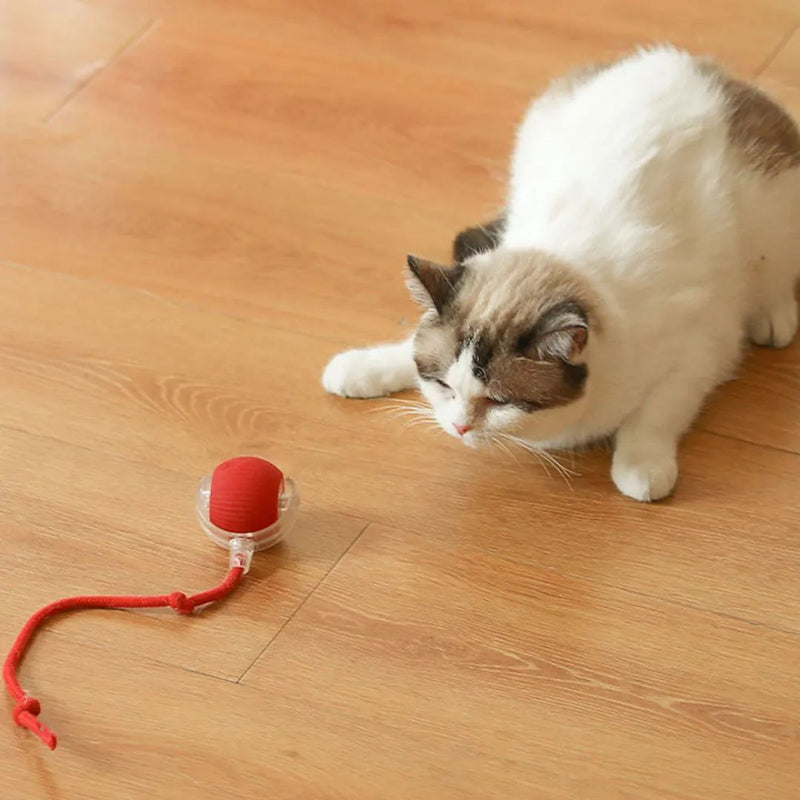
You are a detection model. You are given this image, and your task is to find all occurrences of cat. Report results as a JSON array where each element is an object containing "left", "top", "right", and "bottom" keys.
[{"left": 321, "top": 45, "right": 800, "bottom": 501}]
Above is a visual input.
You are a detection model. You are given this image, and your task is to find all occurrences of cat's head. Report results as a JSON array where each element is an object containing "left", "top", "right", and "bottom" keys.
[{"left": 406, "top": 248, "right": 595, "bottom": 448}]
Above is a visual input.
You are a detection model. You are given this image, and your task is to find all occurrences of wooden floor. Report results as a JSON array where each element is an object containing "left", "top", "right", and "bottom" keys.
[{"left": 3, "top": 2, "right": 800, "bottom": 798}]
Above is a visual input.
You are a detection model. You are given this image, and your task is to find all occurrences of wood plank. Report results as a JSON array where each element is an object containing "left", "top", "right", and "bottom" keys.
[
  {"left": 699, "top": 341, "right": 800, "bottom": 453},
  {"left": 1, "top": 264, "right": 798, "bottom": 635},
  {"left": 76, "top": 0, "right": 800, "bottom": 83},
  {"left": 0, "top": 425, "right": 366, "bottom": 680},
  {"left": 4, "top": 526, "right": 799, "bottom": 799},
  {"left": 0, "top": 0, "right": 150, "bottom": 124},
  {"left": 43, "top": 6, "right": 800, "bottom": 211},
  {"left": 48, "top": 19, "right": 522, "bottom": 209},
  {"left": 0, "top": 128, "right": 454, "bottom": 344},
  {"left": 759, "top": 28, "right": 800, "bottom": 112},
  {"left": 232, "top": 525, "right": 800, "bottom": 800}
]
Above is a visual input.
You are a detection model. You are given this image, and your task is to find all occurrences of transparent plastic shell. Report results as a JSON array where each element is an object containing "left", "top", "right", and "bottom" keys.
[{"left": 195, "top": 474, "right": 299, "bottom": 572}]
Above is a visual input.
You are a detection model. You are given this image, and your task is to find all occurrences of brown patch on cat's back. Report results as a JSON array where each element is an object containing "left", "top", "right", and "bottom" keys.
[
  {"left": 724, "top": 80, "right": 800, "bottom": 174},
  {"left": 698, "top": 60, "right": 800, "bottom": 175}
]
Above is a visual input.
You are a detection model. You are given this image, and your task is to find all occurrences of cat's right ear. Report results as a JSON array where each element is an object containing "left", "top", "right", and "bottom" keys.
[
  {"left": 519, "top": 301, "right": 589, "bottom": 363},
  {"left": 405, "top": 255, "right": 464, "bottom": 315}
]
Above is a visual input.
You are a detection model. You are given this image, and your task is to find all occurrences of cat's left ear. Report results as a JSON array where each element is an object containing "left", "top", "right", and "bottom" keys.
[
  {"left": 406, "top": 255, "right": 464, "bottom": 315},
  {"left": 521, "top": 301, "right": 589, "bottom": 363}
]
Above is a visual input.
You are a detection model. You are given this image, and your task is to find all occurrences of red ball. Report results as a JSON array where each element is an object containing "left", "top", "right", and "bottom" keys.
[{"left": 209, "top": 456, "right": 285, "bottom": 533}]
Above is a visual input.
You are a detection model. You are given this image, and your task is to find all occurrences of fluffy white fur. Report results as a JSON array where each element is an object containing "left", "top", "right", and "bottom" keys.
[{"left": 322, "top": 46, "right": 800, "bottom": 501}]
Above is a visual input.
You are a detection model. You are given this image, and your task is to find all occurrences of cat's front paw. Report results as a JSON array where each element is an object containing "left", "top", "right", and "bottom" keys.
[
  {"left": 748, "top": 300, "right": 799, "bottom": 348},
  {"left": 322, "top": 348, "right": 403, "bottom": 398},
  {"left": 611, "top": 447, "right": 678, "bottom": 502}
]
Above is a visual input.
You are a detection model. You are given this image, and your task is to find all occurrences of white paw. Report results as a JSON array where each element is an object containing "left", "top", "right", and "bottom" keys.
[
  {"left": 611, "top": 449, "right": 678, "bottom": 502},
  {"left": 748, "top": 301, "right": 798, "bottom": 348},
  {"left": 322, "top": 349, "right": 400, "bottom": 398}
]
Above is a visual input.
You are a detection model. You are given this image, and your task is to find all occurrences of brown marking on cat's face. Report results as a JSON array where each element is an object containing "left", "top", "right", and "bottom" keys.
[
  {"left": 698, "top": 60, "right": 800, "bottom": 175},
  {"left": 487, "top": 348, "right": 588, "bottom": 412},
  {"left": 413, "top": 313, "right": 458, "bottom": 381},
  {"left": 409, "top": 250, "right": 594, "bottom": 418}
]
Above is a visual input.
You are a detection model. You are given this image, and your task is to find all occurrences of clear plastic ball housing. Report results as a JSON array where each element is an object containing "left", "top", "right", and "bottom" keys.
[{"left": 195, "top": 473, "right": 299, "bottom": 572}]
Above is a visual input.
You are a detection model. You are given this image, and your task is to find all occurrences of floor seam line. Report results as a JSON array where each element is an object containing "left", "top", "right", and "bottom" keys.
[
  {"left": 44, "top": 18, "right": 160, "bottom": 125},
  {"left": 235, "top": 521, "right": 372, "bottom": 683},
  {"left": 754, "top": 22, "right": 799, "bottom": 77}
]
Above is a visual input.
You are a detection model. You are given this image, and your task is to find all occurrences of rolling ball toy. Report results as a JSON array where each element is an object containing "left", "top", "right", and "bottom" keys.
[
  {"left": 4, "top": 456, "right": 298, "bottom": 750},
  {"left": 198, "top": 456, "right": 299, "bottom": 572}
]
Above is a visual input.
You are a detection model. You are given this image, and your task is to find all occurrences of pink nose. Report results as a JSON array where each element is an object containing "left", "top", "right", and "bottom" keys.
[{"left": 453, "top": 423, "right": 473, "bottom": 436}]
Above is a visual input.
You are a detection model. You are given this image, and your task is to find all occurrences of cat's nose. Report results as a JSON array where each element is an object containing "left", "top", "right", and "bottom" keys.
[{"left": 453, "top": 422, "right": 473, "bottom": 436}]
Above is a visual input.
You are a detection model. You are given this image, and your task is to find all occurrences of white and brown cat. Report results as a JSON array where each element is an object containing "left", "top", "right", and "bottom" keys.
[{"left": 322, "top": 46, "right": 800, "bottom": 501}]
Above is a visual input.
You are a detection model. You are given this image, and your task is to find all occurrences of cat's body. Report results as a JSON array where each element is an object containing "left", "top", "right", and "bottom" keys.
[{"left": 322, "top": 46, "right": 800, "bottom": 501}]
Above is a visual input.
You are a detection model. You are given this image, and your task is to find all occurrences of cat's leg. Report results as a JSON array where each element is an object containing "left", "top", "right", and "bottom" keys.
[
  {"left": 452, "top": 216, "right": 505, "bottom": 263},
  {"left": 611, "top": 363, "right": 727, "bottom": 502},
  {"left": 743, "top": 170, "right": 800, "bottom": 348},
  {"left": 322, "top": 338, "right": 417, "bottom": 398},
  {"left": 746, "top": 238, "right": 798, "bottom": 348},
  {"left": 746, "top": 295, "right": 798, "bottom": 348}
]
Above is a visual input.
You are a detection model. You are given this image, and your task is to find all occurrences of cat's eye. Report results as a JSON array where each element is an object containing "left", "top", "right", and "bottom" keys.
[
  {"left": 434, "top": 378, "right": 451, "bottom": 390},
  {"left": 486, "top": 396, "right": 509, "bottom": 406}
]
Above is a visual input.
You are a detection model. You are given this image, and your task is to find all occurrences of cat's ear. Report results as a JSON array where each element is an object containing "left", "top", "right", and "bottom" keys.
[
  {"left": 521, "top": 301, "right": 588, "bottom": 362},
  {"left": 406, "top": 255, "right": 464, "bottom": 314}
]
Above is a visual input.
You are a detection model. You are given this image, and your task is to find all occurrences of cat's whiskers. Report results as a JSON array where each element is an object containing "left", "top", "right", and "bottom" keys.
[
  {"left": 375, "top": 398, "right": 441, "bottom": 432},
  {"left": 501, "top": 434, "right": 578, "bottom": 488},
  {"left": 369, "top": 399, "right": 425, "bottom": 415},
  {"left": 491, "top": 435, "right": 520, "bottom": 464}
]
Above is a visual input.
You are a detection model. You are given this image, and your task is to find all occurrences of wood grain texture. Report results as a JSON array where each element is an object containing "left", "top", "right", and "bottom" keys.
[
  {"left": 76, "top": 0, "right": 800, "bottom": 81},
  {"left": 240, "top": 526, "right": 800, "bottom": 800},
  {"left": 8, "top": 526, "right": 798, "bottom": 800},
  {"left": 0, "top": 128, "right": 451, "bottom": 343},
  {"left": 2, "top": 1, "right": 800, "bottom": 798}
]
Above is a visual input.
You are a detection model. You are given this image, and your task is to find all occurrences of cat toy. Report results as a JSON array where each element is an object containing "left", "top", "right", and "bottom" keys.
[{"left": 3, "top": 456, "right": 298, "bottom": 750}]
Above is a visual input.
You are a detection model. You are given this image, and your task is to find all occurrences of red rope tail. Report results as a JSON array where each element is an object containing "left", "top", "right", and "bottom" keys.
[{"left": 3, "top": 566, "right": 244, "bottom": 749}]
